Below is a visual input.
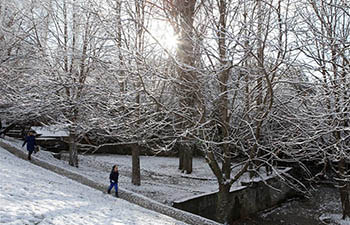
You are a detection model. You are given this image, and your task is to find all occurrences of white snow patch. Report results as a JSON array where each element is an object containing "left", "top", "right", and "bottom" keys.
[{"left": 0, "top": 145, "right": 189, "bottom": 225}]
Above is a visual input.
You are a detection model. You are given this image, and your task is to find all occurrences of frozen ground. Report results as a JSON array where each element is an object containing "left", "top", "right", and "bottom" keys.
[
  {"left": 80, "top": 154, "right": 219, "bottom": 204},
  {"left": 0, "top": 136, "right": 241, "bottom": 205},
  {"left": 1, "top": 136, "right": 350, "bottom": 225},
  {"left": 0, "top": 145, "right": 189, "bottom": 225}
]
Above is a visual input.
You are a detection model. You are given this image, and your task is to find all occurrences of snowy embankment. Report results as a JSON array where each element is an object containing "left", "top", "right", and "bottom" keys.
[{"left": 0, "top": 137, "right": 221, "bottom": 225}]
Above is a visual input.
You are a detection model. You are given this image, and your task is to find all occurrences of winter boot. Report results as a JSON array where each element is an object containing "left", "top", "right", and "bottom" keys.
[
  {"left": 115, "top": 192, "right": 118, "bottom": 198},
  {"left": 107, "top": 189, "right": 111, "bottom": 194}
]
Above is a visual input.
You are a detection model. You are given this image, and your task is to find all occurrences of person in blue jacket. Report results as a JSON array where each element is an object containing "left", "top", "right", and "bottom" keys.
[
  {"left": 108, "top": 164, "right": 119, "bottom": 197},
  {"left": 22, "top": 131, "right": 37, "bottom": 160}
]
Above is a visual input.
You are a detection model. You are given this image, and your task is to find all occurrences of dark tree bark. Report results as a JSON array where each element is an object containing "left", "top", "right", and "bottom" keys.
[
  {"left": 339, "top": 158, "right": 350, "bottom": 219},
  {"left": 183, "top": 145, "right": 193, "bottom": 174},
  {"left": 68, "top": 130, "right": 78, "bottom": 168},
  {"left": 179, "top": 144, "right": 193, "bottom": 174},
  {"left": 178, "top": 147, "right": 184, "bottom": 170},
  {"left": 171, "top": 0, "right": 197, "bottom": 175},
  {"left": 132, "top": 144, "right": 141, "bottom": 186},
  {"left": 216, "top": 183, "right": 233, "bottom": 224}
]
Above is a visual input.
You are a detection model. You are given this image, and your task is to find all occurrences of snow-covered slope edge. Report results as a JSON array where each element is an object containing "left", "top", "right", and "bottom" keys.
[{"left": 0, "top": 138, "right": 221, "bottom": 225}]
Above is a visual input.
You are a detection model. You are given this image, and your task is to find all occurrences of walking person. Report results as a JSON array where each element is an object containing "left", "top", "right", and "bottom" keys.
[
  {"left": 22, "top": 130, "right": 37, "bottom": 160},
  {"left": 107, "top": 164, "right": 119, "bottom": 197}
]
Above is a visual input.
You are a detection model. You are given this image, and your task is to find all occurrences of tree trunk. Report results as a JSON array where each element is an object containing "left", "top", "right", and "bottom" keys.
[
  {"left": 216, "top": 183, "right": 233, "bottom": 224},
  {"left": 179, "top": 147, "right": 184, "bottom": 171},
  {"left": 339, "top": 158, "right": 350, "bottom": 219},
  {"left": 184, "top": 146, "right": 193, "bottom": 174},
  {"left": 68, "top": 131, "right": 78, "bottom": 167},
  {"left": 340, "top": 184, "right": 350, "bottom": 219},
  {"left": 179, "top": 143, "right": 193, "bottom": 174},
  {"left": 132, "top": 144, "right": 141, "bottom": 186},
  {"left": 173, "top": 0, "right": 196, "bottom": 175}
]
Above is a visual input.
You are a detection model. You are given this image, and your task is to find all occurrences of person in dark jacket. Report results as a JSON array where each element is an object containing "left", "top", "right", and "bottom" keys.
[
  {"left": 107, "top": 164, "right": 119, "bottom": 197},
  {"left": 22, "top": 131, "right": 37, "bottom": 160}
]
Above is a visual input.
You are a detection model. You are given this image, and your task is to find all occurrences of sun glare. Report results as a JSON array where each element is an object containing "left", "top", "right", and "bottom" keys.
[
  {"left": 151, "top": 21, "right": 179, "bottom": 51},
  {"left": 159, "top": 31, "right": 178, "bottom": 50}
]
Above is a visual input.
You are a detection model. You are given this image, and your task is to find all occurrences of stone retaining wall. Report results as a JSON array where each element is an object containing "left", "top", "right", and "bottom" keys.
[{"left": 173, "top": 170, "right": 299, "bottom": 222}]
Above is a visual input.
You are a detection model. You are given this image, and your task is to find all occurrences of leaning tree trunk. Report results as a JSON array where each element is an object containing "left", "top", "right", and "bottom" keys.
[{"left": 132, "top": 144, "right": 141, "bottom": 186}]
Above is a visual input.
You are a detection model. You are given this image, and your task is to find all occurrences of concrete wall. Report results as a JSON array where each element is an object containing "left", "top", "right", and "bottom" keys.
[{"left": 173, "top": 172, "right": 298, "bottom": 222}]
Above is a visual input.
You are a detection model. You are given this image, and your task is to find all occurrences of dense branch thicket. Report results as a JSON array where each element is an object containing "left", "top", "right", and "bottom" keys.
[{"left": 1, "top": 0, "right": 350, "bottom": 223}]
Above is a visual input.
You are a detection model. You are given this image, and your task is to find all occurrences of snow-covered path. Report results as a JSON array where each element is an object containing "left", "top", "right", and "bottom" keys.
[{"left": 0, "top": 147, "right": 189, "bottom": 225}]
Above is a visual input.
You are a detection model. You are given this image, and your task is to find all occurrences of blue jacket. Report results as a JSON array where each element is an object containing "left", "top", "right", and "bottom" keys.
[{"left": 22, "top": 135, "right": 36, "bottom": 152}]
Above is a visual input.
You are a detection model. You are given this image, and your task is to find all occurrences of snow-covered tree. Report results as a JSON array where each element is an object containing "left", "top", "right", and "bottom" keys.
[
  {"left": 295, "top": 0, "right": 350, "bottom": 219},
  {"left": 3, "top": 0, "right": 348, "bottom": 223},
  {"left": 159, "top": 0, "right": 301, "bottom": 223},
  {"left": 1, "top": 0, "right": 119, "bottom": 167}
]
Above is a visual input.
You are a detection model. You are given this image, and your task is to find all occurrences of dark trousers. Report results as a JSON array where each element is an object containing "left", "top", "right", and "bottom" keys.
[
  {"left": 27, "top": 150, "right": 33, "bottom": 160},
  {"left": 108, "top": 182, "right": 118, "bottom": 196}
]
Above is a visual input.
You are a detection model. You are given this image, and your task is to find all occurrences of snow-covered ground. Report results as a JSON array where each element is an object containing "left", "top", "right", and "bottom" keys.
[
  {"left": 0, "top": 136, "right": 221, "bottom": 205},
  {"left": 1, "top": 135, "right": 349, "bottom": 225},
  {"left": 0, "top": 134, "right": 288, "bottom": 205},
  {"left": 0, "top": 145, "right": 189, "bottom": 225},
  {"left": 82, "top": 154, "right": 219, "bottom": 204}
]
